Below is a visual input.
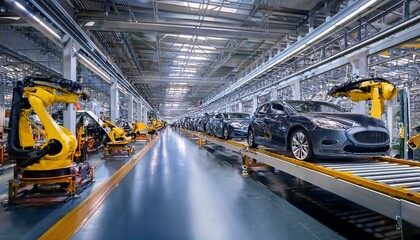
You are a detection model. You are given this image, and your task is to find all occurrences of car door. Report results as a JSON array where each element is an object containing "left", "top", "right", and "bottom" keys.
[
  {"left": 213, "top": 113, "right": 223, "bottom": 137},
  {"left": 252, "top": 104, "right": 269, "bottom": 144},
  {"left": 204, "top": 114, "right": 212, "bottom": 133},
  {"left": 264, "top": 103, "right": 289, "bottom": 149}
]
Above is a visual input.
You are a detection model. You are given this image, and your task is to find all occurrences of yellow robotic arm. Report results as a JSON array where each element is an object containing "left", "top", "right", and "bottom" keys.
[
  {"left": 132, "top": 122, "right": 148, "bottom": 135},
  {"left": 8, "top": 75, "right": 86, "bottom": 171},
  {"left": 408, "top": 134, "right": 420, "bottom": 150},
  {"left": 328, "top": 78, "right": 397, "bottom": 119},
  {"left": 103, "top": 119, "right": 132, "bottom": 144}
]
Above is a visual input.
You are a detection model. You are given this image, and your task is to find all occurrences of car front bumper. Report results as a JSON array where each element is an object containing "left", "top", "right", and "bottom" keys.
[
  {"left": 229, "top": 126, "right": 248, "bottom": 138},
  {"left": 308, "top": 126, "right": 390, "bottom": 157}
]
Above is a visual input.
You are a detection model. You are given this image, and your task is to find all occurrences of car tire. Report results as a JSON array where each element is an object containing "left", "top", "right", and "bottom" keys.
[
  {"left": 289, "top": 129, "right": 313, "bottom": 161},
  {"left": 223, "top": 126, "right": 229, "bottom": 140},
  {"left": 247, "top": 129, "right": 258, "bottom": 148}
]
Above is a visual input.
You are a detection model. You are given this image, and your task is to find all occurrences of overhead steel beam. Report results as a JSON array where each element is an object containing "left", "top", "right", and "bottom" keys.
[
  {"left": 130, "top": 76, "right": 226, "bottom": 84},
  {"left": 77, "top": 12, "right": 297, "bottom": 29},
  {"left": 84, "top": 21, "right": 290, "bottom": 40},
  {"left": 0, "top": 43, "right": 60, "bottom": 75},
  {"left": 202, "top": 0, "right": 391, "bottom": 107},
  {"left": 122, "top": 32, "right": 143, "bottom": 76},
  {"left": 148, "top": 97, "right": 201, "bottom": 103},
  {"left": 19, "top": 0, "right": 153, "bottom": 110},
  {"left": 202, "top": 13, "right": 420, "bottom": 115}
]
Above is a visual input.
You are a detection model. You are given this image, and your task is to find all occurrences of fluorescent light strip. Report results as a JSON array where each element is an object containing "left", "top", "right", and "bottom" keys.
[
  {"left": 179, "top": 48, "right": 214, "bottom": 54},
  {"left": 172, "top": 61, "right": 202, "bottom": 65},
  {"left": 205, "top": 0, "right": 381, "bottom": 106},
  {"left": 78, "top": 54, "right": 112, "bottom": 84},
  {"left": 173, "top": 43, "right": 216, "bottom": 50},
  {"left": 306, "top": 0, "right": 380, "bottom": 45},
  {"left": 14, "top": 1, "right": 153, "bottom": 111},
  {"left": 177, "top": 55, "right": 208, "bottom": 60},
  {"left": 14, "top": 1, "right": 61, "bottom": 40},
  {"left": 171, "top": 69, "right": 197, "bottom": 73}
]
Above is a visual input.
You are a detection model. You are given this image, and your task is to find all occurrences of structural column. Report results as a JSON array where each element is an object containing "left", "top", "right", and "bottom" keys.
[
  {"left": 271, "top": 88, "right": 278, "bottom": 100},
  {"left": 348, "top": 51, "right": 368, "bottom": 114},
  {"left": 252, "top": 96, "right": 258, "bottom": 110},
  {"left": 110, "top": 81, "right": 119, "bottom": 122},
  {"left": 386, "top": 97, "right": 397, "bottom": 147},
  {"left": 137, "top": 102, "right": 142, "bottom": 123},
  {"left": 128, "top": 95, "right": 134, "bottom": 122},
  {"left": 143, "top": 107, "right": 148, "bottom": 124},
  {"left": 292, "top": 81, "right": 301, "bottom": 100},
  {"left": 63, "top": 37, "right": 77, "bottom": 135},
  {"left": 238, "top": 101, "right": 243, "bottom": 112},
  {"left": 0, "top": 88, "right": 4, "bottom": 137}
]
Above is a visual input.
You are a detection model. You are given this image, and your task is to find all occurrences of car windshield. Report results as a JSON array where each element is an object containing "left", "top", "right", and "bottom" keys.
[
  {"left": 225, "top": 113, "right": 251, "bottom": 119},
  {"left": 287, "top": 101, "right": 346, "bottom": 113}
]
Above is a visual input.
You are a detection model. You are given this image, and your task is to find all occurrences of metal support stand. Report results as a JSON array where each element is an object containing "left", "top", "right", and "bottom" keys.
[{"left": 242, "top": 155, "right": 249, "bottom": 176}]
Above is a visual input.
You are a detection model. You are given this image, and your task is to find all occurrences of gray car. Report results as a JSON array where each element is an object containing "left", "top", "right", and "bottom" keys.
[
  {"left": 210, "top": 112, "right": 251, "bottom": 140},
  {"left": 247, "top": 100, "right": 390, "bottom": 161}
]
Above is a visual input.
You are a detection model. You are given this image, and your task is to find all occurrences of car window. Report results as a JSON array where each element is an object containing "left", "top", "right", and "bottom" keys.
[
  {"left": 257, "top": 104, "right": 268, "bottom": 114},
  {"left": 226, "top": 113, "right": 251, "bottom": 119},
  {"left": 272, "top": 103, "right": 285, "bottom": 111},
  {"left": 287, "top": 101, "right": 346, "bottom": 113}
]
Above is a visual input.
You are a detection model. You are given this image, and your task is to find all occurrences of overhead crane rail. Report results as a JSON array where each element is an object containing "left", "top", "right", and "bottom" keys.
[{"left": 177, "top": 128, "right": 420, "bottom": 229}]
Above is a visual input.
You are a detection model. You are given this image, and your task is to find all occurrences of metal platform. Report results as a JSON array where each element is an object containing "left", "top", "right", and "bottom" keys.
[{"left": 179, "top": 128, "right": 420, "bottom": 229}]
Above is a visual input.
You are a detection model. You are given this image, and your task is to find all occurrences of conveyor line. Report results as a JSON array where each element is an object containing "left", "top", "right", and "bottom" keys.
[{"left": 179, "top": 128, "right": 420, "bottom": 228}]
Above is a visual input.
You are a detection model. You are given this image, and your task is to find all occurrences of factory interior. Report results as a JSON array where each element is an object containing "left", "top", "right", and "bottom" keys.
[{"left": 0, "top": 0, "right": 420, "bottom": 239}]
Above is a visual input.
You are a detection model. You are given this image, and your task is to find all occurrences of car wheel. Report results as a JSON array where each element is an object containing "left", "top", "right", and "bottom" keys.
[
  {"left": 223, "top": 126, "right": 229, "bottom": 140},
  {"left": 290, "top": 129, "right": 313, "bottom": 161},
  {"left": 247, "top": 129, "right": 258, "bottom": 148}
]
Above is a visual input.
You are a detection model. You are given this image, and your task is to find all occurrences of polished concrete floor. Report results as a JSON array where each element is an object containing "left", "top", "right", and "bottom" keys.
[
  {"left": 73, "top": 128, "right": 343, "bottom": 240},
  {"left": 0, "top": 142, "right": 147, "bottom": 240}
]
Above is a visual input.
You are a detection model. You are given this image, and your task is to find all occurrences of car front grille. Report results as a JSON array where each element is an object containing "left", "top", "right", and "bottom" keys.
[
  {"left": 344, "top": 145, "right": 390, "bottom": 153},
  {"left": 352, "top": 131, "right": 389, "bottom": 144}
]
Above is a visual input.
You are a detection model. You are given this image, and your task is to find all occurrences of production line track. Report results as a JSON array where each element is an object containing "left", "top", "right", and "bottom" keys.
[{"left": 178, "top": 128, "right": 420, "bottom": 229}]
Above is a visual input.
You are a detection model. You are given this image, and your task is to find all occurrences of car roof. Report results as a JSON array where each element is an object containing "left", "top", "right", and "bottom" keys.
[
  {"left": 220, "top": 112, "right": 249, "bottom": 114},
  {"left": 255, "top": 100, "right": 334, "bottom": 110}
]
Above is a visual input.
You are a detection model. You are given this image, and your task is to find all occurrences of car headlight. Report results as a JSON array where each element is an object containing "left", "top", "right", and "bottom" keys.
[
  {"left": 313, "top": 119, "right": 347, "bottom": 130},
  {"left": 230, "top": 122, "right": 243, "bottom": 128}
]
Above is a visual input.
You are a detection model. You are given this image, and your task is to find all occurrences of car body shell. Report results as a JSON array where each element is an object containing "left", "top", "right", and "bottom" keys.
[
  {"left": 248, "top": 100, "right": 390, "bottom": 158},
  {"left": 197, "top": 113, "right": 212, "bottom": 133},
  {"left": 209, "top": 112, "right": 251, "bottom": 139}
]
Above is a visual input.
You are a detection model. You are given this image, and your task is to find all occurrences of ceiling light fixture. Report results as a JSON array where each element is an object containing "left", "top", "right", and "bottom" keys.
[
  {"left": 78, "top": 54, "right": 112, "bottom": 84},
  {"left": 177, "top": 55, "right": 208, "bottom": 60},
  {"left": 203, "top": 0, "right": 382, "bottom": 106},
  {"left": 172, "top": 69, "right": 197, "bottom": 73},
  {"left": 84, "top": 21, "right": 95, "bottom": 27},
  {"left": 173, "top": 43, "right": 216, "bottom": 50},
  {"left": 13, "top": 1, "right": 61, "bottom": 40},
  {"left": 179, "top": 48, "right": 214, "bottom": 54},
  {"left": 166, "top": 34, "right": 226, "bottom": 41}
]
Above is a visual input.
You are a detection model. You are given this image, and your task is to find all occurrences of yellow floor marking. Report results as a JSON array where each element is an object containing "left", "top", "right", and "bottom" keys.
[{"left": 40, "top": 136, "right": 160, "bottom": 240}]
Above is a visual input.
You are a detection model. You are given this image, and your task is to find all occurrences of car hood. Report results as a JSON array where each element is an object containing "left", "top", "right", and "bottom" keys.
[{"left": 302, "top": 112, "right": 385, "bottom": 127}]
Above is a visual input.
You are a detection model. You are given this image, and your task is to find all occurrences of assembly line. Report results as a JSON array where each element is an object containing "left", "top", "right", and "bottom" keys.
[
  {"left": 0, "top": 0, "right": 420, "bottom": 239},
  {"left": 178, "top": 128, "right": 420, "bottom": 229}
]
